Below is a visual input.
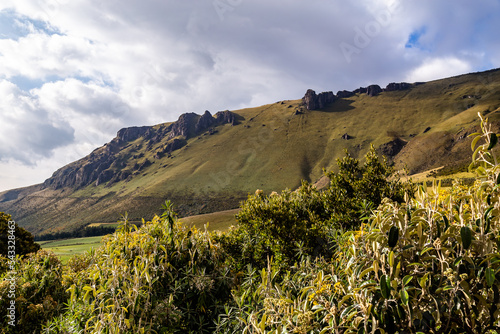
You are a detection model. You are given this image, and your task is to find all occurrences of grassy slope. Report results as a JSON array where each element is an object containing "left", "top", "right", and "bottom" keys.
[
  {"left": 3, "top": 69, "right": 500, "bottom": 235},
  {"left": 179, "top": 208, "right": 240, "bottom": 231}
]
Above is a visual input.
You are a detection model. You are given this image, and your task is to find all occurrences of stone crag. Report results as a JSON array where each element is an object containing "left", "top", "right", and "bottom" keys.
[{"left": 43, "top": 110, "right": 239, "bottom": 190}]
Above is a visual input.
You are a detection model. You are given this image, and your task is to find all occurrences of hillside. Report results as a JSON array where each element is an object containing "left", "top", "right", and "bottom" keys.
[{"left": 2, "top": 68, "right": 500, "bottom": 235}]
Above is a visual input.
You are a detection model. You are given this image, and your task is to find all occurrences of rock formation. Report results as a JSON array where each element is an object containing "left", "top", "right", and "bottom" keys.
[
  {"left": 43, "top": 110, "right": 239, "bottom": 189},
  {"left": 353, "top": 87, "right": 368, "bottom": 94},
  {"left": 302, "top": 89, "right": 336, "bottom": 110},
  {"left": 367, "top": 85, "right": 382, "bottom": 97},
  {"left": 336, "top": 90, "right": 355, "bottom": 98},
  {"left": 303, "top": 81, "right": 416, "bottom": 109},
  {"left": 385, "top": 82, "right": 411, "bottom": 91},
  {"left": 117, "top": 126, "right": 150, "bottom": 143}
]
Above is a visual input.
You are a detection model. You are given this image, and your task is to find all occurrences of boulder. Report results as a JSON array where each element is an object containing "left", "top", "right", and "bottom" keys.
[
  {"left": 341, "top": 133, "right": 352, "bottom": 140},
  {"left": 367, "top": 84, "right": 382, "bottom": 97}
]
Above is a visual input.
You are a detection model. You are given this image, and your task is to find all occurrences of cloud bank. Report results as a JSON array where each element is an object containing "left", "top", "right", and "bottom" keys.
[{"left": 0, "top": 0, "right": 499, "bottom": 191}]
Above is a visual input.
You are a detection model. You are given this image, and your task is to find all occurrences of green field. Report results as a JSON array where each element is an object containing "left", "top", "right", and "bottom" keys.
[
  {"left": 39, "top": 236, "right": 104, "bottom": 263},
  {"left": 179, "top": 208, "right": 239, "bottom": 231}
]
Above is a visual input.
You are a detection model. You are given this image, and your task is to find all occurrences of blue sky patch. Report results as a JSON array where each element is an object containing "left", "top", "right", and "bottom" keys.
[
  {"left": 0, "top": 9, "right": 61, "bottom": 40},
  {"left": 10, "top": 75, "right": 57, "bottom": 91},
  {"left": 405, "top": 27, "right": 427, "bottom": 49},
  {"left": 9, "top": 75, "right": 96, "bottom": 91}
]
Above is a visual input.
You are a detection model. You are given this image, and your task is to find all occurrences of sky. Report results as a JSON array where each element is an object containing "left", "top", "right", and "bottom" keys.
[{"left": 0, "top": 0, "right": 499, "bottom": 192}]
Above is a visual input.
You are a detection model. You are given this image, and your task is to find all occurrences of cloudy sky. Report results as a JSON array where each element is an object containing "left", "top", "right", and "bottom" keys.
[{"left": 0, "top": 0, "right": 499, "bottom": 192}]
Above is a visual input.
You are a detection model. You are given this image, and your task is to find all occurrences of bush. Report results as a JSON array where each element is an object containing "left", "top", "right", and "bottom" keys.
[
  {"left": 48, "top": 206, "right": 234, "bottom": 333},
  {"left": 222, "top": 146, "right": 413, "bottom": 269},
  {"left": 0, "top": 250, "right": 68, "bottom": 333},
  {"left": 218, "top": 114, "right": 500, "bottom": 333},
  {"left": 0, "top": 212, "right": 40, "bottom": 257}
]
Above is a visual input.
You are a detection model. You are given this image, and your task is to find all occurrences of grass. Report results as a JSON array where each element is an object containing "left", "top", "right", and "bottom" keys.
[
  {"left": 39, "top": 236, "right": 104, "bottom": 264},
  {"left": 179, "top": 208, "right": 239, "bottom": 232}
]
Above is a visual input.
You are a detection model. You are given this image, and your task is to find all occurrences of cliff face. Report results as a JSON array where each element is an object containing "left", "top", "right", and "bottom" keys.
[{"left": 43, "top": 110, "right": 239, "bottom": 189}]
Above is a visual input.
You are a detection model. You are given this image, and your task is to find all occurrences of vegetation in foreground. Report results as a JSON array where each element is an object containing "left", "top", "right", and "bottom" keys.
[{"left": 2, "top": 114, "right": 500, "bottom": 333}]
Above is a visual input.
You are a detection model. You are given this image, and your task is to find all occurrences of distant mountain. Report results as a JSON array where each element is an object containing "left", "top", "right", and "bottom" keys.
[{"left": 2, "top": 68, "right": 500, "bottom": 235}]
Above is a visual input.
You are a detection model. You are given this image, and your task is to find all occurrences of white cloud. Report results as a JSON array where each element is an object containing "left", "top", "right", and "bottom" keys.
[
  {"left": 0, "top": 79, "right": 74, "bottom": 164},
  {"left": 405, "top": 57, "right": 473, "bottom": 83},
  {"left": 0, "top": 1, "right": 500, "bottom": 191}
]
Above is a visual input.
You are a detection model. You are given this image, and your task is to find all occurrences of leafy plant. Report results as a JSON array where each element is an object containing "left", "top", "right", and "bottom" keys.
[
  {"left": 49, "top": 208, "right": 234, "bottom": 333},
  {"left": 0, "top": 212, "right": 40, "bottom": 257},
  {"left": 0, "top": 250, "right": 67, "bottom": 333},
  {"left": 217, "top": 114, "right": 500, "bottom": 333},
  {"left": 224, "top": 146, "right": 413, "bottom": 269}
]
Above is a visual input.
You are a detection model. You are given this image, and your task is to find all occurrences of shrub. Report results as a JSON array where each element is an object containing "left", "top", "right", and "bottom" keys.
[
  {"left": 223, "top": 146, "right": 412, "bottom": 269},
  {"left": 0, "top": 212, "right": 40, "bottom": 257},
  {"left": 48, "top": 206, "right": 234, "bottom": 333},
  {"left": 0, "top": 250, "right": 67, "bottom": 333},
  {"left": 219, "top": 114, "right": 500, "bottom": 333}
]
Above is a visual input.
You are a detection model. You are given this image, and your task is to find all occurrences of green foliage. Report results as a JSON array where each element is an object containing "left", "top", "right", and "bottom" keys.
[
  {"left": 0, "top": 250, "right": 68, "bottom": 333},
  {"left": 8, "top": 114, "right": 500, "bottom": 333},
  {"left": 48, "top": 209, "right": 233, "bottom": 333},
  {"left": 0, "top": 212, "right": 40, "bottom": 256},
  {"left": 226, "top": 182, "right": 330, "bottom": 268},
  {"left": 322, "top": 146, "right": 411, "bottom": 229},
  {"left": 224, "top": 146, "right": 412, "bottom": 268},
  {"left": 218, "top": 114, "right": 500, "bottom": 333}
]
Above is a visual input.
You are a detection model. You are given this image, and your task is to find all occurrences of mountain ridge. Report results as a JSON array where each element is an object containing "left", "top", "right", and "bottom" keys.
[{"left": 2, "top": 68, "right": 500, "bottom": 235}]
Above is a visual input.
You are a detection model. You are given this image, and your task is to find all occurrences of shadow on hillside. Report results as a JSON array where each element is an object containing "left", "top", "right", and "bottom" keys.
[
  {"left": 319, "top": 98, "right": 355, "bottom": 113},
  {"left": 232, "top": 112, "right": 246, "bottom": 123}
]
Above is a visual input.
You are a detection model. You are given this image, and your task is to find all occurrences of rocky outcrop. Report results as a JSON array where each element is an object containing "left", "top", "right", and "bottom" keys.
[
  {"left": 302, "top": 89, "right": 318, "bottom": 110},
  {"left": 215, "top": 110, "right": 238, "bottom": 125},
  {"left": 95, "top": 169, "right": 115, "bottom": 186},
  {"left": 367, "top": 85, "right": 382, "bottom": 97},
  {"left": 168, "top": 112, "right": 199, "bottom": 139},
  {"left": 43, "top": 110, "right": 240, "bottom": 190},
  {"left": 303, "top": 82, "right": 411, "bottom": 109},
  {"left": 336, "top": 90, "right": 355, "bottom": 98},
  {"left": 302, "top": 89, "right": 336, "bottom": 110},
  {"left": 353, "top": 87, "right": 368, "bottom": 94},
  {"left": 195, "top": 110, "right": 216, "bottom": 133},
  {"left": 385, "top": 82, "right": 411, "bottom": 91},
  {"left": 378, "top": 138, "right": 407, "bottom": 158},
  {"left": 117, "top": 126, "right": 151, "bottom": 143}
]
